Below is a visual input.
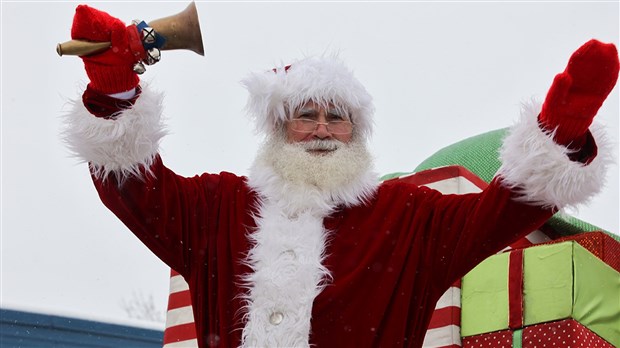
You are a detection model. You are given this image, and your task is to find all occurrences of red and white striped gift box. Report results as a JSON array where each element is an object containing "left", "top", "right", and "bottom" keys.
[{"left": 163, "top": 269, "right": 198, "bottom": 348}]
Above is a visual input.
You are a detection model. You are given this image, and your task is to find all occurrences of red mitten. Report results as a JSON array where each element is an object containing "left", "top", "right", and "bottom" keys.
[
  {"left": 71, "top": 5, "right": 145, "bottom": 94},
  {"left": 539, "top": 39, "right": 619, "bottom": 149}
]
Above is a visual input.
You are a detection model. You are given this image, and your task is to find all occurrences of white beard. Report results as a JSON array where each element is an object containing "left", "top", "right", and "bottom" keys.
[{"left": 254, "top": 135, "right": 375, "bottom": 201}]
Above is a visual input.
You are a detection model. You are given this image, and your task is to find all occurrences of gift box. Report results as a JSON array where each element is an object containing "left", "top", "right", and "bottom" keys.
[
  {"left": 541, "top": 231, "right": 620, "bottom": 273},
  {"left": 461, "top": 241, "right": 620, "bottom": 346},
  {"left": 463, "top": 319, "right": 614, "bottom": 348}
]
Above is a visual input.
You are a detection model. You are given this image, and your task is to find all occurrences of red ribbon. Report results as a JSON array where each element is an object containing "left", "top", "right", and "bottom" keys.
[{"left": 508, "top": 249, "right": 524, "bottom": 329}]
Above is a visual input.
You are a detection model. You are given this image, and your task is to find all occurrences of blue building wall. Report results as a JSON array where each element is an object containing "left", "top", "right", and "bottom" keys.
[{"left": 0, "top": 308, "right": 163, "bottom": 347}]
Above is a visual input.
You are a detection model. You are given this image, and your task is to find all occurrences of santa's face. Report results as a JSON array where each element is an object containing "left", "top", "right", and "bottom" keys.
[
  {"left": 250, "top": 99, "right": 373, "bottom": 195},
  {"left": 285, "top": 100, "right": 353, "bottom": 149}
]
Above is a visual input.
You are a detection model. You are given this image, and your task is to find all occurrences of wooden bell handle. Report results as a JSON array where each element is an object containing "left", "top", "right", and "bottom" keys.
[{"left": 56, "top": 40, "right": 111, "bottom": 57}]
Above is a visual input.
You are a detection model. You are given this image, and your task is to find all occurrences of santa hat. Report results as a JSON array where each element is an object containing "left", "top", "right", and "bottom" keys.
[{"left": 241, "top": 56, "right": 375, "bottom": 139}]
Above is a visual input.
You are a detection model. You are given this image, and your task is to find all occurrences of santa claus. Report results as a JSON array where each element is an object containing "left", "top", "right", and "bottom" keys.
[{"left": 63, "top": 5, "right": 618, "bottom": 348}]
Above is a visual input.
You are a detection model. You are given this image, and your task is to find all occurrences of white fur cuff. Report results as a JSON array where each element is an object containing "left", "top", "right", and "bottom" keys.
[
  {"left": 62, "top": 84, "right": 167, "bottom": 181},
  {"left": 497, "top": 101, "right": 612, "bottom": 210}
]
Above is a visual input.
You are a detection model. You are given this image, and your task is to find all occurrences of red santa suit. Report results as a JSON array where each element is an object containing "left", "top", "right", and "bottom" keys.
[{"left": 63, "top": 55, "right": 611, "bottom": 348}]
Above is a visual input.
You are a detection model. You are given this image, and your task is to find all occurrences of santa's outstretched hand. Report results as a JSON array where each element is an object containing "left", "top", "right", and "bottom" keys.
[
  {"left": 538, "top": 40, "right": 619, "bottom": 159},
  {"left": 71, "top": 5, "right": 145, "bottom": 95}
]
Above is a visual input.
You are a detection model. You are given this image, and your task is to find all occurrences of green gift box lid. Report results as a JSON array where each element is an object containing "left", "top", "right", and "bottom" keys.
[{"left": 461, "top": 241, "right": 620, "bottom": 346}]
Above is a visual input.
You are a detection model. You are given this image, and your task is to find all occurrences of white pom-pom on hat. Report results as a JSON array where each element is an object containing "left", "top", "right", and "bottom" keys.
[{"left": 241, "top": 56, "right": 374, "bottom": 139}]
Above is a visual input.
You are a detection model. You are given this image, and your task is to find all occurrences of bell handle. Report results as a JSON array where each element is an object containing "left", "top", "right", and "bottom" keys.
[{"left": 56, "top": 40, "right": 111, "bottom": 57}]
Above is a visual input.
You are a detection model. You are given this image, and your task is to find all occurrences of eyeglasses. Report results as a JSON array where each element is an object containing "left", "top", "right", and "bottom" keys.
[{"left": 289, "top": 119, "right": 354, "bottom": 135}]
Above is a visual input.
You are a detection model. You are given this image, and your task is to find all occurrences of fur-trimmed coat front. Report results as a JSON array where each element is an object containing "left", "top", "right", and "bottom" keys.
[{"left": 93, "top": 155, "right": 554, "bottom": 347}]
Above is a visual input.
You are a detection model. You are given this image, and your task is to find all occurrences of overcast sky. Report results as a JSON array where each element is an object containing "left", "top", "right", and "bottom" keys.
[{"left": 2, "top": 1, "right": 618, "bottom": 328}]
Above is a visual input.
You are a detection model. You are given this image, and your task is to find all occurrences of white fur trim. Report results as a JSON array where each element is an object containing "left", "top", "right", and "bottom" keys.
[
  {"left": 498, "top": 101, "right": 612, "bottom": 209},
  {"left": 241, "top": 56, "right": 374, "bottom": 139},
  {"left": 62, "top": 84, "right": 167, "bottom": 181},
  {"left": 240, "top": 202, "right": 331, "bottom": 348},
  {"left": 240, "top": 146, "right": 378, "bottom": 347}
]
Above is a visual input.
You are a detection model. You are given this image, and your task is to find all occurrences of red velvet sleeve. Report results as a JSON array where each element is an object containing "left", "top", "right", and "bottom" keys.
[
  {"left": 416, "top": 180, "right": 555, "bottom": 292},
  {"left": 90, "top": 155, "right": 242, "bottom": 278}
]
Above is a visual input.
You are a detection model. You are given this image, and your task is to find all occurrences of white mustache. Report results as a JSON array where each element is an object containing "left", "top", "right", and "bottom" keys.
[{"left": 299, "top": 140, "right": 342, "bottom": 151}]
